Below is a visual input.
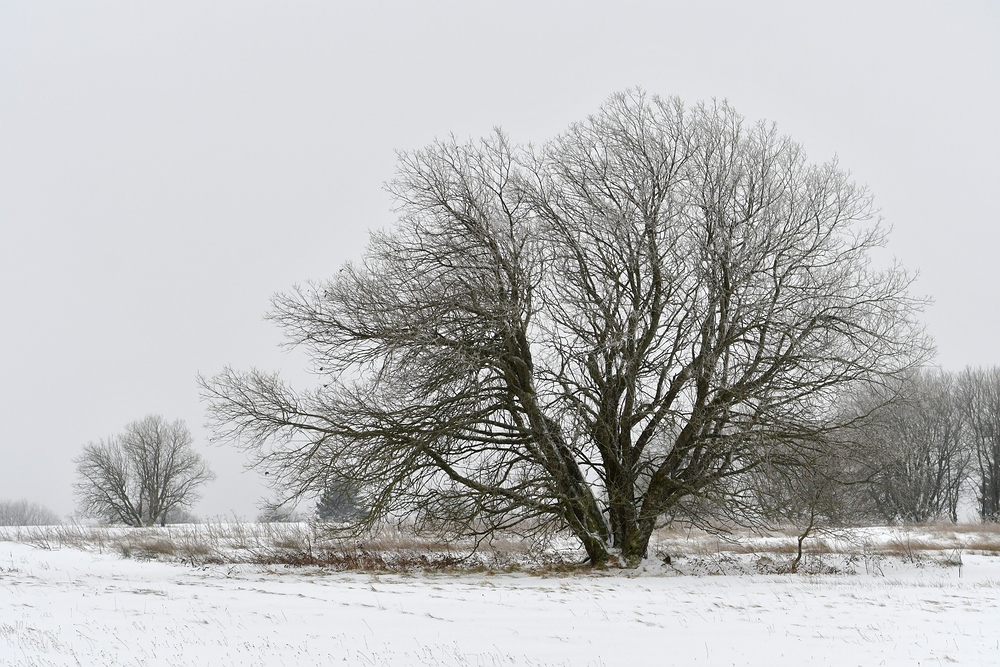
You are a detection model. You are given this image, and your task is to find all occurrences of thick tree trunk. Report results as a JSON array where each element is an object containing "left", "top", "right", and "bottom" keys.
[
  {"left": 578, "top": 529, "right": 612, "bottom": 566},
  {"left": 621, "top": 526, "right": 653, "bottom": 566},
  {"left": 607, "top": 479, "right": 651, "bottom": 566}
]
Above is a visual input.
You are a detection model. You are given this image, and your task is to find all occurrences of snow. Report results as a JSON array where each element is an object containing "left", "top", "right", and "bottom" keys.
[{"left": 2, "top": 538, "right": 999, "bottom": 666}]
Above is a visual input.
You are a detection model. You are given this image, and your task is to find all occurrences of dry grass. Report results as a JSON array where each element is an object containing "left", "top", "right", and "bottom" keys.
[
  {"left": 2, "top": 520, "right": 998, "bottom": 573},
  {"left": 646, "top": 521, "right": 1000, "bottom": 574},
  {"left": 0, "top": 522, "right": 577, "bottom": 572}
]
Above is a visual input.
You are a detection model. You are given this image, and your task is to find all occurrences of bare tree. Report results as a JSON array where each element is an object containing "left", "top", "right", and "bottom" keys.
[
  {"left": 74, "top": 416, "right": 214, "bottom": 526},
  {"left": 0, "top": 499, "right": 62, "bottom": 526},
  {"left": 202, "top": 90, "right": 928, "bottom": 565},
  {"left": 957, "top": 367, "right": 1000, "bottom": 521}
]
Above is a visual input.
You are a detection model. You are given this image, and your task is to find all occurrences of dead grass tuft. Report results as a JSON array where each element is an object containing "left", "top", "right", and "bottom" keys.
[{"left": 119, "top": 536, "right": 176, "bottom": 560}]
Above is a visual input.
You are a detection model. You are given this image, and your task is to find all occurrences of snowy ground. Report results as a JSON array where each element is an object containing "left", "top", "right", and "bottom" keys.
[{"left": 3, "top": 537, "right": 999, "bottom": 666}]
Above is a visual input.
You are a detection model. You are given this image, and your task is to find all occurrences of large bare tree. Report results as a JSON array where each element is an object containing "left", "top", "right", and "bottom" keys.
[
  {"left": 74, "top": 416, "right": 214, "bottom": 526},
  {"left": 203, "top": 90, "right": 927, "bottom": 564}
]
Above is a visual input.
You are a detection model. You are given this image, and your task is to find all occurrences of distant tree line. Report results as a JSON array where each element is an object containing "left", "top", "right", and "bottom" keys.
[
  {"left": 752, "top": 366, "right": 1000, "bottom": 530},
  {"left": 0, "top": 499, "right": 61, "bottom": 526}
]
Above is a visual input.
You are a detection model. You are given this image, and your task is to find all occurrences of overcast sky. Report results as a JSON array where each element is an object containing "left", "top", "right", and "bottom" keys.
[{"left": 2, "top": 1, "right": 998, "bottom": 520}]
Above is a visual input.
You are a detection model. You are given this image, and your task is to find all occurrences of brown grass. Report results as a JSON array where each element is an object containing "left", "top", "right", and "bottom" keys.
[
  {"left": 2, "top": 520, "right": 998, "bottom": 573},
  {"left": 0, "top": 522, "right": 573, "bottom": 572}
]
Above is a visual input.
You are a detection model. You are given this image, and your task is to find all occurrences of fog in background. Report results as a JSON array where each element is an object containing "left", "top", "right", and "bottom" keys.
[{"left": 2, "top": 1, "right": 997, "bottom": 520}]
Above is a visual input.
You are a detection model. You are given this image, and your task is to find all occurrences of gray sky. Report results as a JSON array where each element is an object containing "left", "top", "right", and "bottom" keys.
[{"left": 2, "top": 1, "right": 998, "bottom": 520}]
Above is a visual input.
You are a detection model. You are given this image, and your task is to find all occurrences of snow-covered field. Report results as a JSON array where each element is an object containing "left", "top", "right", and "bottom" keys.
[{"left": 2, "top": 530, "right": 999, "bottom": 666}]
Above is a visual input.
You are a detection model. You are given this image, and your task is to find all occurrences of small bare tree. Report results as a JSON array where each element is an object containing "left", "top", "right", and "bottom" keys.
[
  {"left": 746, "top": 427, "right": 876, "bottom": 571},
  {"left": 957, "top": 367, "right": 1000, "bottom": 521},
  {"left": 74, "top": 416, "right": 214, "bottom": 526}
]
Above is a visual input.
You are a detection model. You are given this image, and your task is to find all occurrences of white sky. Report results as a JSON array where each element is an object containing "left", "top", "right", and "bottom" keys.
[{"left": 1, "top": 1, "right": 998, "bottom": 519}]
